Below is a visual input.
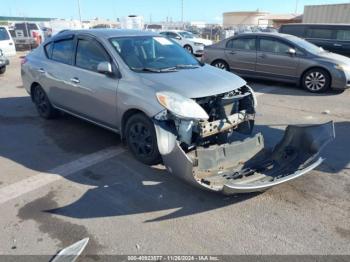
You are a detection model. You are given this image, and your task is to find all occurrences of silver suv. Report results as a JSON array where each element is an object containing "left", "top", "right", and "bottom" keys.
[{"left": 21, "top": 29, "right": 334, "bottom": 194}]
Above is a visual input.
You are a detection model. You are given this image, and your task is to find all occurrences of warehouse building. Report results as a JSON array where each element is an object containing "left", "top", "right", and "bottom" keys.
[
  {"left": 223, "top": 11, "right": 301, "bottom": 28},
  {"left": 303, "top": 3, "right": 350, "bottom": 23}
]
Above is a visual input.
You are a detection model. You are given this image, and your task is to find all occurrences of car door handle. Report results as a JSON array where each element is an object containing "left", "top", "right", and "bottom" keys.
[
  {"left": 229, "top": 51, "right": 236, "bottom": 55},
  {"left": 37, "top": 68, "right": 45, "bottom": 73},
  {"left": 333, "top": 43, "right": 342, "bottom": 47},
  {"left": 70, "top": 77, "right": 80, "bottom": 84}
]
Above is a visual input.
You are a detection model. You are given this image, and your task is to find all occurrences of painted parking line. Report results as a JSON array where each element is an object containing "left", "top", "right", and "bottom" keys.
[{"left": 0, "top": 147, "right": 125, "bottom": 205}]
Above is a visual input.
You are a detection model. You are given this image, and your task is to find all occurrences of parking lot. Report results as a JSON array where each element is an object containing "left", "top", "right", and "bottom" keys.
[{"left": 0, "top": 54, "right": 349, "bottom": 259}]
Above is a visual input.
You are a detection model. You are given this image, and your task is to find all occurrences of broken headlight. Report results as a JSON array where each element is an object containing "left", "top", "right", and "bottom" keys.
[{"left": 156, "top": 91, "right": 209, "bottom": 121}]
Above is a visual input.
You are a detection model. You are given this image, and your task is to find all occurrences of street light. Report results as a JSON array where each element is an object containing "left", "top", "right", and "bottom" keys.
[{"left": 77, "top": 0, "right": 82, "bottom": 23}]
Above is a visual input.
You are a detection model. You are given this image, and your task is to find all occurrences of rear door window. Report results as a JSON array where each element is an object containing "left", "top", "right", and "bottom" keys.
[
  {"left": 336, "top": 30, "right": 350, "bottom": 41},
  {"left": 0, "top": 27, "right": 10, "bottom": 41},
  {"left": 226, "top": 37, "right": 256, "bottom": 51},
  {"left": 75, "top": 39, "right": 110, "bottom": 72},
  {"left": 52, "top": 39, "right": 74, "bottom": 64},
  {"left": 259, "top": 38, "right": 291, "bottom": 54},
  {"left": 306, "top": 28, "right": 333, "bottom": 39}
]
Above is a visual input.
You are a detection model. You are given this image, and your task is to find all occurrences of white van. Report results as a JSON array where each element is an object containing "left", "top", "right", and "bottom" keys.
[{"left": 0, "top": 26, "right": 16, "bottom": 57}]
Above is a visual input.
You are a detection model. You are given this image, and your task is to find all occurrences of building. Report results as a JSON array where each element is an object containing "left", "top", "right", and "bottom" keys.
[
  {"left": 223, "top": 11, "right": 301, "bottom": 28},
  {"left": 0, "top": 16, "right": 54, "bottom": 26},
  {"left": 223, "top": 11, "right": 269, "bottom": 28},
  {"left": 303, "top": 3, "right": 350, "bottom": 23},
  {"left": 120, "top": 15, "right": 144, "bottom": 30}
]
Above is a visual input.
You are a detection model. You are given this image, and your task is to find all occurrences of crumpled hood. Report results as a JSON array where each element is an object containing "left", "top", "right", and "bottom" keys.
[
  {"left": 140, "top": 64, "right": 246, "bottom": 99},
  {"left": 317, "top": 51, "right": 350, "bottom": 65},
  {"left": 190, "top": 37, "right": 213, "bottom": 46}
]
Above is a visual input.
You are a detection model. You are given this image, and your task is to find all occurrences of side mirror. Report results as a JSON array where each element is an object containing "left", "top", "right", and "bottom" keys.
[
  {"left": 97, "top": 62, "right": 113, "bottom": 75},
  {"left": 287, "top": 48, "right": 296, "bottom": 56},
  {"left": 175, "top": 36, "right": 182, "bottom": 40}
]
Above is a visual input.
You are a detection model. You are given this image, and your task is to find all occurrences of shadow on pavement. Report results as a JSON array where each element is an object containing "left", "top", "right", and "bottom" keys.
[{"left": 247, "top": 78, "right": 346, "bottom": 97}]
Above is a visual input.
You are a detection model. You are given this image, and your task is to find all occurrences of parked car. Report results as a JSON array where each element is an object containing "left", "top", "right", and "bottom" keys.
[
  {"left": 279, "top": 23, "right": 350, "bottom": 57},
  {"left": 159, "top": 30, "right": 212, "bottom": 55},
  {"left": 203, "top": 32, "right": 350, "bottom": 93},
  {"left": 0, "top": 48, "right": 10, "bottom": 74},
  {"left": 21, "top": 29, "right": 334, "bottom": 194},
  {"left": 13, "top": 22, "right": 45, "bottom": 50},
  {"left": 0, "top": 26, "right": 16, "bottom": 56}
]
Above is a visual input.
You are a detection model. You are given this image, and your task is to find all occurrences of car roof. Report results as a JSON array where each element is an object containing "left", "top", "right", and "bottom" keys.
[
  {"left": 281, "top": 23, "right": 350, "bottom": 27},
  {"left": 53, "top": 29, "right": 159, "bottom": 40},
  {"left": 236, "top": 32, "right": 296, "bottom": 38}
]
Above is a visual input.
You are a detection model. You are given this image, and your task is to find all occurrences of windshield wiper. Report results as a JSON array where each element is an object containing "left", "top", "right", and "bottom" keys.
[
  {"left": 175, "top": 64, "right": 200, "bottom": 69},
  {"left": 132, "top": 67, "right": 178, "bottom": 73}
]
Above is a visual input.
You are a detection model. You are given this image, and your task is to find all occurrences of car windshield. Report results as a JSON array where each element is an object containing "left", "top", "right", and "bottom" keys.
[
  {"left": 110, "top": 36, "right": 201, "bottom": 72},
  {"left": 289, "top": 36, "right": 324, "bottom": 54},
  {"left": 0, "top": 27, "right": 10, "bottom": 41},
  {"left": 179, "top": 31, "right": 194, "bottom": 39}
]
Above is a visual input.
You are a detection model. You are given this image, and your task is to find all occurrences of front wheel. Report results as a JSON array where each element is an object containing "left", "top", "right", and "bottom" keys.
[
  {"left": 184, "top": 45, "right": 193, "bottom": 54},
  {"left": 125, "top": 113, "right": 161, "bottom": 165},
  {"left": 0, "top": 66, "right": 6, "bottom": 74},
  {"left": 211, "top": 60, "right": 229, "bottom": 71},
  {"left": 302, "top": 68, "right": 330, "bottom": 93}
]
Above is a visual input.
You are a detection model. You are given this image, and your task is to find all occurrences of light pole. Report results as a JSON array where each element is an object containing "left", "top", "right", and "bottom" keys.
[
  {"left": 295, "top": 0, "right": 299, "bottom": 14},
  {"left": 181, "top": 0, "right": 184, "bottom": 25},
  {"left": 77, "top": 0, "right": 82, "bottom": 23}
]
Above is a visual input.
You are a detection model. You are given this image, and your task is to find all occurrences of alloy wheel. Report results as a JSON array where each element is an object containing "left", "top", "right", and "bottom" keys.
[
  {"left": 34, "top": 87, "right": 50, "bottom": 115},
  {"left": 128, "top": 122, "right": 154, "bottom": 158},
  {"left": 304, "top": 71, "right": 326, "bottom": 92}
]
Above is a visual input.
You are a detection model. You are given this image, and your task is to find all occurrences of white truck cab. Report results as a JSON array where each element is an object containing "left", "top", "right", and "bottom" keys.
[{"left": 0, "top": 26, "right": 16, "bottom": 57}]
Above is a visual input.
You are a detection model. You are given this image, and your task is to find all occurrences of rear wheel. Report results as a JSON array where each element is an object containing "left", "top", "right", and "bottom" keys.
[
  {"left": 125, "top": 113, "right": 161, "bottom": 165},
  {"left": 0, "top": 66, "right": 6, "bottom": 74},
  {"left": 211, "top": 60, "right": 229, "bottom": 71},
  {"left": 32, "top": 85, "right": 59, "bottom": 119},
  {"left": 184, "top": 45, "right": 193, "bottom": 54},
  {"left": 302, "top": 68, "right": 330, "bottom": 93}
]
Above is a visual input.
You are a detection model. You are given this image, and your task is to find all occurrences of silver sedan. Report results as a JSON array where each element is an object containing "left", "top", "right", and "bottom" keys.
[
  {"left": 21, "top": 29, "right": 334, "bottom": 194},
  {"left": 203, "top": 32, "right": 350, "bottom": 93}
]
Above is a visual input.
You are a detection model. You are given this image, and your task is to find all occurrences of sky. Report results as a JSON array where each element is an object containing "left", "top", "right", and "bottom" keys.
[{"left": 0, "top": 0, "right": 347, "bottom": 23}]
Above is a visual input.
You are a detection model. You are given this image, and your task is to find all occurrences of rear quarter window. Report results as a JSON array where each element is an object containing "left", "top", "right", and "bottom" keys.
[
  {"left": 306, "top": 28, "right": 334, "bottom": 39},
  {"left": 336, "top": 30, "right": 350, "bottom": 41},
  {"left": 44, "top": 42, "right": 53, "bottom": 59}
]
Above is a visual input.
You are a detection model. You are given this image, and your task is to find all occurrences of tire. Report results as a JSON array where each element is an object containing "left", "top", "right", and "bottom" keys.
[
  {"left": 184, "top": 45, "right": 193, "bottom": 54},
  {"left": 211, "top": 60, "right": 229, "bottom": 71},
  {"left": 32, "top": 85, "right": 59, "bottom": 119},
  {"left": 0, "top": 66, "right": 6, "bottom": 74},
  {"left": 125, "top": 113, "right": 161, "bottom": 165},
  {"left": 302, "top": 68, "right": 330, "bottom": 93}
]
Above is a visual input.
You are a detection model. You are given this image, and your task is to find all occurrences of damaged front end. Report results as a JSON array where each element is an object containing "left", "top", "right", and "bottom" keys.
[{"left": 154, "top": 86, "right": 335, "bottom": 194}]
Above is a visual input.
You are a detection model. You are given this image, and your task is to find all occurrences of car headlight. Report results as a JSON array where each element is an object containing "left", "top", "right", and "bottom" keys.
[
  {"left": 194, "top": 42, "right": 204, "bottom": 46},
  {"left": 335, "top": 64, "right": 350, "bottom": 72},
  {"left": 156, "top": 91, "right": 209, "bottom": 120}
]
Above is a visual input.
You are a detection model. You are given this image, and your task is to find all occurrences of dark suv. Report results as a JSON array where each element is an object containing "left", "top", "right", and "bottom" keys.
[{"left": 279, "top": 24, "right": 350, "bottom": 57}]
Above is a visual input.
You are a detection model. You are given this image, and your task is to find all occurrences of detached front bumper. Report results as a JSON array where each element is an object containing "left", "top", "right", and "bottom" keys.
[{"left": 157, "top": 122, "right": 335, "bottom": 194}]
